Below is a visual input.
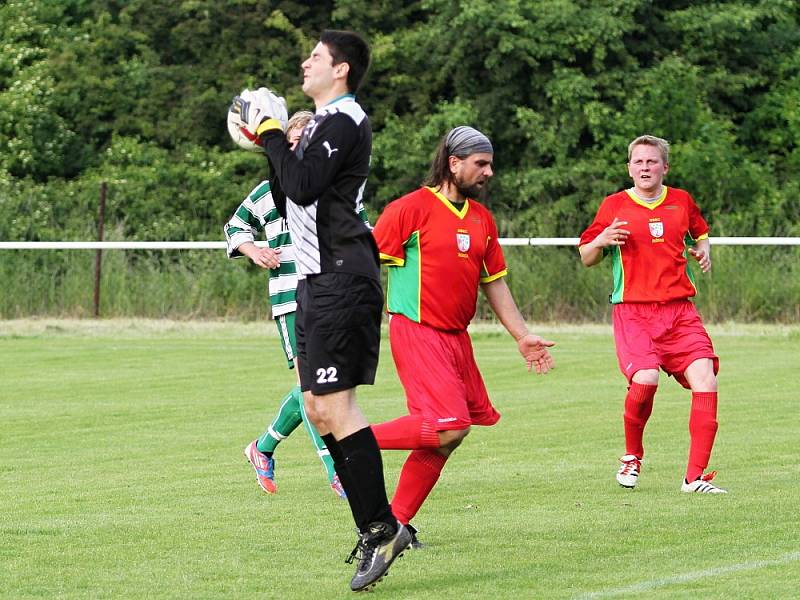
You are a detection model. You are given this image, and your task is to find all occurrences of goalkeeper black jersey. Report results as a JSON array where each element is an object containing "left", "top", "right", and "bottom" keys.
[{"left": 262, "top": 95, "right": 379, "bottom": 282}]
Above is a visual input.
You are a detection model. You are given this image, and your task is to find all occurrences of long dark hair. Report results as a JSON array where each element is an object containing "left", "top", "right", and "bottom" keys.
[{"left": 422, "top": 137, "right": 453, "bottom": 189}]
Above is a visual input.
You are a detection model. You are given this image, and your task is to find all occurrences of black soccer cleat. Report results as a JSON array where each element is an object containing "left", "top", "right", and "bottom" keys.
[{"left": 347, "top": 520, "right": 412, "bottom": 592}]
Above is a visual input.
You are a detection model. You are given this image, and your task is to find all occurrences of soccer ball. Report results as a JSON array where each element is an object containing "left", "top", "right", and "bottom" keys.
[{"left": 227, "top": 100, "right": 263, "bottom": 152}]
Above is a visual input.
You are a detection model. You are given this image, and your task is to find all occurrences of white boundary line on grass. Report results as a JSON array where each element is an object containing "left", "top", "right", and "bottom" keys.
[
  {"left": 1, "top": 237, "right": 799, "bottom": 250},
  {"left": 575, "top": 551, "right": 800, "bottom": 599}
]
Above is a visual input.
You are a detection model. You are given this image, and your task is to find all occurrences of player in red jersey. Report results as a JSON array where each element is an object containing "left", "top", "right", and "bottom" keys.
[
  {"left": 370, "top": 126, "right": 556, "bottom": 543},
  {"left": 579, "top": 134, "right": 726, "bottom": 494}
]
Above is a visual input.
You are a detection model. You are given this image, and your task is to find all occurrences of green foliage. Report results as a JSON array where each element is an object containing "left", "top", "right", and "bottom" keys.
[
  {"left": 92, "top": 137, "right": 266, "bottom": 241},
  {"left": 0, "top": 45, "right": 84, "bottom": 178},
  {"left": 1, "top": 0, "right": 799, "bottom": 319},
  {"left": 372, "top": 99, "right": 479, "bottom": 204}
]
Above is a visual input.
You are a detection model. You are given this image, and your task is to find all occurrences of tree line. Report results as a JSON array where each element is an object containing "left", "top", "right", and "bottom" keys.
[{"left": 0, "top": 0, "right": 798, "bottom": 320}]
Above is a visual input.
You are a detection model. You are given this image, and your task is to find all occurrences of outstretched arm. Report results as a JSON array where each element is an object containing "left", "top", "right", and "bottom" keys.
[{"left": 481, "top": 277, "right": 555, "bottom": 374}]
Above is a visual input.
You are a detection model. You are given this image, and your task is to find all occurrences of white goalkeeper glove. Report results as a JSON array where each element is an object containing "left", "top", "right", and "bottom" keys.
[{"left": 230, "top": 87, "right": 288, "bottom": 139}]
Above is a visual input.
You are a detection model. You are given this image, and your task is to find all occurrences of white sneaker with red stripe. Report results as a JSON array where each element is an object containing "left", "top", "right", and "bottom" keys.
[
  {"left": 681, "top": 471, "right": 727, "bottom": 494},
  {"left": 616, "top": 454, "right": 641, "bottom": 488}
]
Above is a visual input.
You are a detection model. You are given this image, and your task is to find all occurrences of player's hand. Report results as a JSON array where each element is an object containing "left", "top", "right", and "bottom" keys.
[
  {"left": 230, "top": 87, "right": 288, "bottom": 138},
  {"left": 597, "top": 217, "right": 629, "bottom": 247},
  {"left": 252, "top": 87, "right": 288, "bottom": 133},
  {"left": 517, "top": 334, "right": 556, "bottom": 374},
  {"left": 688, "top": 247, "right": 711, "bottom": 272},
  {"left": 228, "top": 90, "right": 258, "bottom": 134},
  {"left": 245, "top": 246, "right": 281, "bottom": 269}
]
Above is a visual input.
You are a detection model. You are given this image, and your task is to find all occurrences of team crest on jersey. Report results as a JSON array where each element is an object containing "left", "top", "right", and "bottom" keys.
[
  {"left": 649, "top": 221, "right": 664, "bottom": 238},
  {"left": 456, "top": 232, "right": 470, "bottom": 252}
]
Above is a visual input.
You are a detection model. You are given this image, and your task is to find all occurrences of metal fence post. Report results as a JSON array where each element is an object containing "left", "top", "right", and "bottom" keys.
[{"left": 93, "top": 182, "right": 107, "bottom": 317}]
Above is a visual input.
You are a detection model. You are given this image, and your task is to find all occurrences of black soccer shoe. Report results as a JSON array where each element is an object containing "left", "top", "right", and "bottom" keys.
[{"left": 347, "top": 520, "right": 412, "bottom": 592}]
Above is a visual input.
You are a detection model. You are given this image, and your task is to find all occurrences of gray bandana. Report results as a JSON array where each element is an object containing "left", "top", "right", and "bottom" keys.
[{"left": 445, "top": 126, "right": 493, "bottom": 157}]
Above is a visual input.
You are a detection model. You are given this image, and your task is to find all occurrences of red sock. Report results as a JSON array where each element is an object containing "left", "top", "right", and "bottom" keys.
[
  {"left": 371, "top": 414, "right": 440, "bottom": 450},
  {"left": 623, "top": 382, "right": 657, "bottom": 458},
  {"left": 686, "top": 391, "right": 718, "bottom": 482},
  {"left": 391, "top": 450, "right": 448, "bottom": 524}
]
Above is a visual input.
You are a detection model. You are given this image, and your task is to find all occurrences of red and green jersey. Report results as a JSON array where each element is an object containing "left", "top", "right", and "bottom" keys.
[
  {"left": 579, "top": 186, "right": 709, "bottom": 303},
  {"left": 373, "top": 186, "right": 507, "bottom": 331}
]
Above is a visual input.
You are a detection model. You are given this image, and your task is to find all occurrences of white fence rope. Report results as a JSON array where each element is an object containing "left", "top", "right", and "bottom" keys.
[{"left": 1, "top": 237, "right": 798, "bottom": 250}]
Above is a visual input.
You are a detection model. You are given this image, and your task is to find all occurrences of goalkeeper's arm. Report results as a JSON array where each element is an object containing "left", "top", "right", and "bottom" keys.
[{"left": 261, "top": 114, "right": 358, "bottom": 206}]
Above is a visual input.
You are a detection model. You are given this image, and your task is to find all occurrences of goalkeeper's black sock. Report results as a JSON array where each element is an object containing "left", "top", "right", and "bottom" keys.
[
  {"left": 323, "top": 433, "right": 366, "bottom": 530},
  {"left": 336, "top": 427, "right": 395, "bottom": 531}
]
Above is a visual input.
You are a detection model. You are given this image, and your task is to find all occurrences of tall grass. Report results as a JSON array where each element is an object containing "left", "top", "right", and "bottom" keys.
[
  {"left": 494, "top": 244, "right": 800, "bottom": 322},
  {"left": 0, "top": 250, "right": 268, "bottom": 320},
  {"left": 1, "top": 246, "right": 797, "bottom": 321}
]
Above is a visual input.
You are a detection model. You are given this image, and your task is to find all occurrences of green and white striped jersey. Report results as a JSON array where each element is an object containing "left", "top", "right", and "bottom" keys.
[{"left": 224, "top": 180, "right": 297, "bottom": 317}]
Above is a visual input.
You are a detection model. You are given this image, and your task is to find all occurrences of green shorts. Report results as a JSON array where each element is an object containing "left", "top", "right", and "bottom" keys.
[{"left": 275, "top": 312, "right": 297, "bottom": 369}]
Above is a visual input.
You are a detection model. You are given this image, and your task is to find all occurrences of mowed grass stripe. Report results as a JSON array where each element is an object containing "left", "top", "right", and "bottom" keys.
[
  {"left": 577, "top": 551, "right": 800, "bottom": 598},
  {"left": 1, "top": 323, "right": 798, "bottom": 599}
]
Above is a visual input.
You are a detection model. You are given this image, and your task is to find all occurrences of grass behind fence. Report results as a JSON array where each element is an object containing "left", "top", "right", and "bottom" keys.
[
  {"left": 0, "top": 246, "right": 798, "bottom": 321},
  {"left": 496, "top": 244, "right": 800, "bottom": 322}
]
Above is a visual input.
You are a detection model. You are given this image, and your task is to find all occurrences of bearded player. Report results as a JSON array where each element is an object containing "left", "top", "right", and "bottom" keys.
[
  {"left": 370, "top": 126, "right": 556, "bottom": 542},
  {"left": 578, "top": 134, "right": 725, "bottom": 494}
]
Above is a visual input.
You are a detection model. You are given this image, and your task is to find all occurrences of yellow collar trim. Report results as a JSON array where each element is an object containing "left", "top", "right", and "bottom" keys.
[
  {"left": 625, "top": 186, "right": 668, "bottom": 209},
  {"left": 426, "top": 186, "right": 470, "bottom": 219}
]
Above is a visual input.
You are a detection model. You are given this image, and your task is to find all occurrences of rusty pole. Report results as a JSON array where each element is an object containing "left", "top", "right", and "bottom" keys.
[{"left": 93, "top": 181, "right": 107, "bottom": 318}]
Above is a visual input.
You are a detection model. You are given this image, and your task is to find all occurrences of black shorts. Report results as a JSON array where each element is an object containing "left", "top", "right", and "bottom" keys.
[{"left": 295, "top": 273, "right": 383, "bottom": 395}]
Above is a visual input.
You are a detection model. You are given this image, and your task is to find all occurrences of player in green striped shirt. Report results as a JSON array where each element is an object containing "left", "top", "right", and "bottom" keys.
[{"left": 224, "top": 111, "right": 344, "bottom": 499}]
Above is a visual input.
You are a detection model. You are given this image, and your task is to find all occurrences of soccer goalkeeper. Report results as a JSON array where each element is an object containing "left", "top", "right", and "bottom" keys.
[{"left": 229, "top": 30, "right": 410, "bottom": 592}]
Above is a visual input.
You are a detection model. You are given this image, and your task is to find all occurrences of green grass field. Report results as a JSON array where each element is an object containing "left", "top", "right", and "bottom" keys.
[{"left": 1, "top": 320, "right": 798, "bottom": 599}]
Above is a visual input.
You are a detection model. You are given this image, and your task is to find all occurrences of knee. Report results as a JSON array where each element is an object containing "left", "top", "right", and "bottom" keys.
[
  {"left": 687, "top": 359, "right": 718, "bottom": 392},
  {"left": 438, "top": 427, "right": 470, "bottom": 451},
  {"left": 632, "top": 369, "right": 659, "bottom": 386},
  {"left": 304, "top": 393, "right": 326, "bottom": 428},
  {"left": 304, "top": 402, "right": 321, "bottom": 427},
  {"left": 693, "top": 374, "right": 718, "bottom": 392}
]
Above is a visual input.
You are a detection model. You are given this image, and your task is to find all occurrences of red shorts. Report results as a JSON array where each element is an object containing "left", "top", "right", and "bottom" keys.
[
  {"left": 389, "top": 314, "right": 500, "bottom": 430},
  {"left": 612, "top": 300, "right": 719, "bottom": 389}
]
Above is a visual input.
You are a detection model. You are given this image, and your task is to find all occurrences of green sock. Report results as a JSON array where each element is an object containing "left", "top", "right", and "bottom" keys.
[
  {"left": 256, "top": 386, "right": 303, "bottom": 454},
  {"left": 298, "top": 388, "right": 337, "bottom": 481}
]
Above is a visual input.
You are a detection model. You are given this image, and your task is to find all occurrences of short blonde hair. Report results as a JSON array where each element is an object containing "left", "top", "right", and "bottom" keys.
[
  {"left": 628, "top": 135, "right": 670, "bottom": 163},
  {"left": 286, "top": 110, "right": 314, "bottom": 138}
]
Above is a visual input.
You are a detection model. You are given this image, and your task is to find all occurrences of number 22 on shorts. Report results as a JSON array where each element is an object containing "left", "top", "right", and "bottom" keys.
[{"left": 316, "top": 367, "right": 339, "bottom": 384}]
